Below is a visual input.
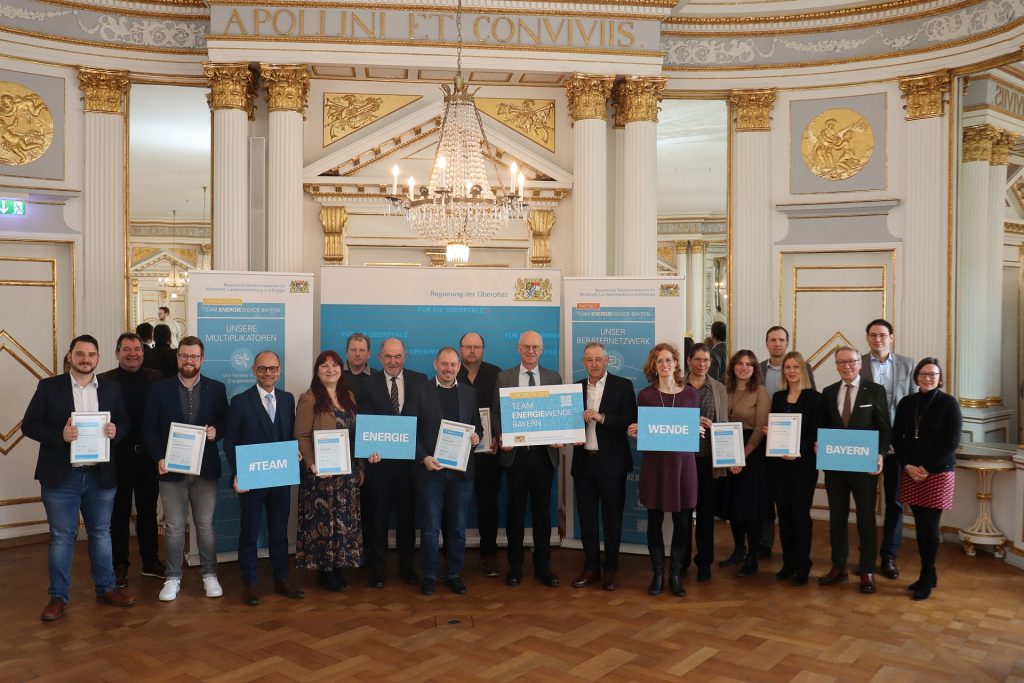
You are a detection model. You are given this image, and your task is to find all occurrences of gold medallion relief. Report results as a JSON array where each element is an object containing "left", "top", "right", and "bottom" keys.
[
  {"left": 800, "top": 108, "right": 874, "bottom": 181},
  {"left": 0, "top": 81, "right": 54, "bottom": 166},
  {"left": 322, "top": 94, "right": 420, "bottom": 146},
  {"left": 477, "top": 98, "right": 555, "bottom": 152}
]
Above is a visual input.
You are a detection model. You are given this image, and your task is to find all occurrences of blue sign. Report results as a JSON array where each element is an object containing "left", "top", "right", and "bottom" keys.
[
  {"left": 197, "top": 302, "right": 286, "bottom": 400},
  {"left": 235, "top": 440, "right": 300, "bottom": 490},
  {"left": 355, "top": 414, "right": 417, "bottom": 459},
  {"left": 498, "top": 384, "right": 585, "bottom": 447},
  {"left": 817, "top": 428, "right": 879, "bottom": 473},
  {"left": 636, "top": 407, "right": 700, "bottom": 452}
]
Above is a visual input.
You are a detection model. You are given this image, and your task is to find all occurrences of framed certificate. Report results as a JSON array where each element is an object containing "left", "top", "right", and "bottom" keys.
[
  {"left": 498, "top": 383, "right": 585, "bottom": 447},
  {"left": 766, "top": 413, "right": 802, "bottom": 458},
  {"left": 434, "top": 420, "right": 475, "bottom": 472},
  {"left": 711, "top": 422, "right": 746, "bottom": 467},
  {"left": 475, "top": 408, "right": 494, "bottom": 453},
  {"left": 70, "top": 411, "right": 110, "bottom": 464},
  {"left": 164, "top": 422, "right": 206, "bottom": 475},
  {"left": 313, "top": 429, "right": 352, "bottom": 476}
]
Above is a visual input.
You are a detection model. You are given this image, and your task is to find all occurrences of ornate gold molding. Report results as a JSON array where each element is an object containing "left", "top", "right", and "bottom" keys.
[
  {"left": 204, "top": 62, "right": 256, "bottom": 118},
  {"left": 690, "top": 240, "right": 705, "bottom": 254},
  {"left": 319, "top": 206, "right": 348, "bottom": 264},
  {"left": 477, "top": 97, "right": 556, "bottom": 152},
  {"left": 991, "top": 130, "right": 1018, "bottom": 166},
  {"left": 261, "top": 64, "right": 310, "bottom": 114},
  {"left": 528, "top": 209, "right": 555, "bottom": 267},
  {"left": 729, "top": 89, "right": 776, "bottom": 132},
  {"left": 959, "top": 396, "right": 1003, "bottom": 408},
  {"left": 898, "top": 71, "right": 950, "bottom": 120},
  {"left": 426, "top": 250, "right": 447, "bottom": 268},
  {"left": 77, "top": 67, "right": 129, "bottom": 115},
  {"left": 675, "top": 240, "right": 689, "bottom": 255},
  {"left": 962, "top": 124, "right": 999, "bottom": 163},
  {"left": 614, "top": 76, "right": 667, "bottom": 124},
  {"left": 565, "top": 74, "right": 614, "bottom": 123}
]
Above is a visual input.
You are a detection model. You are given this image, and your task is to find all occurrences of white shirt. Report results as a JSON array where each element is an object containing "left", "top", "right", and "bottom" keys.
[
  {"left": 70, "top": 373, "right": 99, "bottom": 413},
  {"left": 838, "top": 376, "right": 861, "bottom": 417},
  {"left": 385, "top": 371, "right": 406, "bottom": 412},
  {"left": 584, "top": 373, "right": 607, "bottom": 450},
  {"left": 518, "top": 364, "right": 540, "bottom": 388}
]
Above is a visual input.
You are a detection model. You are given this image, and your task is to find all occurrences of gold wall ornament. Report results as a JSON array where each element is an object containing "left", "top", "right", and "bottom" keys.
[
  {"left": 613, "top": 76, "right": 666, "bottom": 124},
  {"left": 204, "top": 63, "right": 256, "bottom": 118},
  {"left": 564, "top": 74, "right": 614, "bottom": 123},
  {"left": 319, "top": 206, "right": 348, "bottom": 264},
  {"left": 477, "top": 97, "right": 556, "bottom": 152},
  {"left": 689, "top": 240, "right": 705, "bottom": 254},
  {"left": 991, "top": 130, "right": 1018, "bottom": 166},
  {"left": 323, "top": 93, "right": 420, "bottom": 147},
  {"left": 729, "top": 89, "right": 776, "bottom": 132},
  {"left": 676, "top": 240, "right": 689, "bottom": 255},
  {"left": 426, "top": 250, "right": 447, "bottom": 268},
  {"left": 0, "top": 81, "right": 54, "bottom": 165},
  {"left": 528, "top": 209, "right": 555, "bottom": 267},
  {"left": 77, "top": 67, "right": 129, "bottom": 114},
  {"left": 261, "top": 64, "right": 310, "bottom": 114},
  {"left": 657, "top": 243, "right": 674, "bottom": 264},
  {"left": 898, "top": 71, "right": 950, "bottom": 120},
  {"left": 962, "top": 124, "right": 999, "bottom": 163},
  {"left": 800, "top": 108, "right": 874, "bottom": 181}
]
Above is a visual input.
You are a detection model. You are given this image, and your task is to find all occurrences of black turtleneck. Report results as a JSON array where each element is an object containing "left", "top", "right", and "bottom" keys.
[
  {"left": 116, "top": 366, "right": 153, "bottom": 444},
  {"left": 892, "top": 389, "right": 962, "bottom": 473}
]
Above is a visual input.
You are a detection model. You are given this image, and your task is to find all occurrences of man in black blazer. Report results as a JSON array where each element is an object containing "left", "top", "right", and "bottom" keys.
[
  {"left": 223, "top": 351, "right": 304, "bottom": 606},
  {"left": 143, "top": 335, "right": 228, "bottom": 602},
  {"left": 409, "top": 347, "right": 483, "bottom": 595},
  {"left": 23, "top": 334, "right": 134, "bottom": 621},
  {"left": 570, "top": 343, "right": 637, "bottom": 591},
  {"left": 491, "top": 330, "right": 563, "bottom": 588},
  {"left": 355, "top": 337, "right": 428, "bottom": 588},
  {"left": 818, "top": 345, "right": 892, "bottom": 594}
]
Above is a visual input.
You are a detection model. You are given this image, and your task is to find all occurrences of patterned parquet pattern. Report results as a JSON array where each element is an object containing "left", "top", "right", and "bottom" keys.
[{"left": 1, "top": 521, "right": 1022, "bottom": 683}]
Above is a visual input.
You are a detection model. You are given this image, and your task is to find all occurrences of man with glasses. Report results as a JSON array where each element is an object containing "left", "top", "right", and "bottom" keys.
[
  {"left": 143, "top": 336, "right": 228, "bottom": 602},
  {"left": 819, "top": 345, "right": 891, "bottom": 594},
  {"left": 860, "top": 319, "right": 916, "bottom": 581}
]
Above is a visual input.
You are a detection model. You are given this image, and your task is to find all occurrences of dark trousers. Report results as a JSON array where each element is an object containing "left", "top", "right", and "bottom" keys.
[
  {"left": 689, "top": 456, "right": 717, "bottom": 571},
  {"left": 573, "top": 456, "right": 626, "bottom": 574},
  {"left": 362, "top": 459, "right": 416, "bottom": 577},
  {"left": 880, "top": 454, "right": 904, "bottom": 559},
  {"left": 505, "top": 446, "right": 554, "bottom": 573},
  {"left": 238, "top": 485, "right": 291, "bottom": 585},
  {"left": 474, "top": 453, "right": 504, "bottom": 558},
  {"left": 824, "top": 470, "right": 878, "bottom": 573},
  {"left": 910, "top": 505, "right": 942, "bottom": 572},
  {"left": 769, "top": 459, "right": 817, "bottom": 573},
  {"left": 648, "top": 508, "right": 692, "bottom": 571},
  {"left": 110, "top": 447, "right": 160, "bottom": 569},
  {"left": 417, "top": 469, "right": 474, "bottom": 580}
]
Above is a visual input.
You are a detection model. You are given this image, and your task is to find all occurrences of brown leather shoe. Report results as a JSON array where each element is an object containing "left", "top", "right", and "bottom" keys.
[
  {"left": 274, "top": 579, "right": 305, "bottom": 599},
  {"left": 818, "top": 566, "right": 849, "bottom": 586},
  {"left": 602, "top": 573, "right": 618, "bottom": 591},
  {"left": 859, "top": 572, "right": 877, "bottom": 594},
  {"left": 41, "top": 596, "right": 66, "bottom": 621},
  {"left": 880, "top": 556, "right": 899, "bottom": 580},
  {"left": 243, "top": 584, "right": 260, "bottom": 606},
  {"left": 571, "top": 570, "right": 599, "bottom": 588},
  {"left": 96, "top": 589, "right": 135, "bottom": 607}
]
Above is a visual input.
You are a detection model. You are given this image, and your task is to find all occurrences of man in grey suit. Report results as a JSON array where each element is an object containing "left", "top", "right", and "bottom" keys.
[
  {"left": 492, "top": 330, "right": 562, "bottom": 588},
  {"left": 860, "top": 318, "right": 916, "bottom": 581}
]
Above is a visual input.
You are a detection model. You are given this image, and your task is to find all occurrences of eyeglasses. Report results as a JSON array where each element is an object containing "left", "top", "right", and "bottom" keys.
[
  {"left": 835, "top": 359, "right": 859, "bottom": 366},
  {"left": 255, "top": 366, "right": 280, "bottom": 373},
  {"left": 177, "top": 354, "right": 202, "bottom": 361},
  {"left": 519, "top": 345, "right": 542, "bottom": 352},
  {"left": 917, "top": 372, "right": 940, "bottom": 379},
  {"left": 867, "top": 333, "right": 890, "bottom": 340},
  {"left": 655, "top": 358, "right": 675, "bottom": 366}
]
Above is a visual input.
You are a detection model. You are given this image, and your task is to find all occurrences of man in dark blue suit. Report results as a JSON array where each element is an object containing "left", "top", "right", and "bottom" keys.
[
  {"left": 409, "top": 347, "right": 483, "bottom": 595},
  {"left": 23, "top": 334, "right": 134, "bottom": 621},
  {"left": 223, "top": 351, "right": 305, "bottom": 606},
  {"left": 143, "top": 335, "right": 228, "bottom": 602}
]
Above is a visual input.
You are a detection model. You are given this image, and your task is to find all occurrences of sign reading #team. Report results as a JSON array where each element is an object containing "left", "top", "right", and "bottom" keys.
[
  {"left": 354, "top": 414, "right": 417, "bottom": 460},
  {"left": 817, "top": 428, "right": 879, "bottom": 473},
  {"left": 236, "top": 441, "right": 301, "bottom": 490},
  {"left": 498, "top": 384, "right": 585, "bottom": 448}
]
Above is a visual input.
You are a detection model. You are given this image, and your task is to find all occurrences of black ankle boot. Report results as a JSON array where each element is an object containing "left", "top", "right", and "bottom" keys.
[
  {"left": 911, "top": 568, "right": 936, "bottom": 601},
  {"left": 718, "top": 548, "right": 746, "bottom": 568},
  {"left": 736, "top": 557, "right": 759, "bottom": 577},
  {"left": 318, "top": 570, "right": 345, "bottom": 592},
  {"left": 668, "top": 572, "right": 685, "bottom": 597},
  {"left": 648, "top": 569, "right": 664, "bottom": 595}
]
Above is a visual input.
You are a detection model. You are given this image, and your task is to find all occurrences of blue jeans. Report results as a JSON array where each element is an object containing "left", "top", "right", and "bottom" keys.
[
  {"left": 160, "top": 477, "right": 219, "bottom": 579},
  {"left": 40, "top": 467, "right": 117, "bottom": 602},
  {"left": 416, "top": 468, "right": 474, "bottom": 580}
]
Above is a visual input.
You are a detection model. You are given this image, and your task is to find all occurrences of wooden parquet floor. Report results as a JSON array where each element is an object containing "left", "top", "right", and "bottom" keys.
[{"left": 1, "top": 521, "right": 1023, "bottom": 683}]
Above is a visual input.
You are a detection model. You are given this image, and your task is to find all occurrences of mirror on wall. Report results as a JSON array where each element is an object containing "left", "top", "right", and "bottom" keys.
[{"left": 127, "top": 83, "right": 211, "bottom": 342}]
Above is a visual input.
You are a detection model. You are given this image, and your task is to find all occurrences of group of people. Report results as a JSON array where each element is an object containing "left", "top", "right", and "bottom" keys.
[{"left": 22, "top": 316, "right": 961, "bottom": 622}]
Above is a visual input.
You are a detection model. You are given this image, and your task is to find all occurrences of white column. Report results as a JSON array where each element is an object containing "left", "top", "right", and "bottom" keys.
[
  {"left": 986, "top": 131, "right": 1014, "bottom": 401},
  {"left": 731, "top": 127, "right": 773, "bottom": 352},
  {"left": 675, "top": 240, "right": 688, "bottom": 281},
  {"left": 610, "top": 125, "right": 625, "bottom": 275},
  {"left": 78, "top": 68, "right": 129, "bottom": 354},
  {"left": 688, "top": 241, "right": 705, "bottom": 339},
  {"left": 621, "top": 119, "right": 658, "bottom": 275}
]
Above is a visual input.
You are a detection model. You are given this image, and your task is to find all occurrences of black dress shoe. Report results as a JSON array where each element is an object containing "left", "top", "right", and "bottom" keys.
[
  {"left": 602, "top": 573, "right": 618, "bottom": 591},
  {"left": 114, "top": 564, "right": 128, "bottom": 589},
  {"left": 718, "top": 549, "right": 746, "bottom": 568},
  {"left": 140, "top": 561, "right": 166, "bottom": 579},
  {"left": 243, "top": 584, "right": 260, "bottom": 606},
  {"left": 668, "top": 573, "right": 685, "bottom": 597},
  {"left": 534, "top": 569, "right": 559, "bottom": 587},
  {"left": 881, "top": 556, "right": 900, "bottom": 580},
  {"left": 860, "top": 573, "right": 876, "bottom": 594},
  {"left": 318, "top": 570, "right": 346, "bottom": 592},
  {"left": 401, "top": 568, "right": 420, "bottom": 585},
  {"left": 776, "top": 566, "right": 795, "bottom": 581},
  {"left": 696, "top": 566, "right": 711, "bottom": 582},
  {"left": 736, "top": 558, "right": 759, "bottom": 578},
  {"left": 792, "top": 569, "right": 810, "bottom": 586},
  {"left": 505, "top": 571, "right": 522, "bottom": 587},
  {"left": 572, "top": 570, "right": 599, "bottom": 588},
  {"left": 332, "top": 568, "right": 349, "bottom": 591},
  {"left": 274, "top": 579, "right": 305, "bottom": 599},
  {"left": 818, "top": 566, "right": 849, "bottom": 585},
  {"left": 420, "top": 578, "right": 436, "bottom": 596},
  {"left": 445, "top": 577, "right": 467, "bottom": 594}
]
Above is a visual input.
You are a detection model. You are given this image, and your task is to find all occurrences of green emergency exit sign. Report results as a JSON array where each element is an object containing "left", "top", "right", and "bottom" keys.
[{"left": 0, "top": 199, "right": 25, "bottom": 215}]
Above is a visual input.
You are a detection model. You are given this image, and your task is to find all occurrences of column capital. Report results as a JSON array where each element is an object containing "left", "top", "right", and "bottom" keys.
[
  {"left": 613, "top": 77, "right": 667, "bottom": 124},
  {"left": 77, "top": 68, "right": 129, "bottom": 114},
  {"left": 565, "top": 74, "right": 615, "bottom": 122},
  {"left": 675, "top": 240, "right": 689, "bottom": 255},
  {"left": 729, "top": 89, "right": 776, "bottom": 132},
  {"left": 205, "top": 62, "right": 257, "bottom": 118},
  {"left": 898, "top": 70, "right": 950, "bottom": 120},
  {"left": 991, "top": 130, "right": 1018, "bottom": 166},
  {"left": 261, "top": 64, "right": 310, "bottom": 114},
  {"left": 962, "top": 124, "right": 1000, "bottom": 163},
  {"left": 689, "top": 240, "right": 705, "bottom": 254}
]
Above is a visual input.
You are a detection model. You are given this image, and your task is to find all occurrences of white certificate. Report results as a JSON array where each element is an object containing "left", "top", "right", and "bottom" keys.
[
  {"left": 314, "top": 429, "right": 351, "bottom": 476},
  {"left": 434, "top": 419, "right": 475, "bottom": 472},
  {"left": 766, "top": 413, "right": 802, "bottom": 458},
  {"left": 475, "top": 408, "right": 493, "bottom": 454},
  {"left": 164, "top": 422, "right": 206, "bottom": 475},
  {"left": 711, "top": 422, "right": 746, "bottom": 468},
  {"left": 70, "top": 411, "right": 110, "bottom": 464}
]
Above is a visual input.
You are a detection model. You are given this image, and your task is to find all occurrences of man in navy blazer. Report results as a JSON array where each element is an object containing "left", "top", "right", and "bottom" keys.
[
  {"left": 22, "top": 334, "right": 134, "bottom": 621},
  {"left": 223, "top": 351, "right": 304, "bottom": 606},
  {"left": 409, "top": 347, "right": 483, "bottom": 595},
  {"left": 354, "top": 337, "right": 428, "bottom": 588},
  {"left": 143, "top": 335, "right": 228, "bottom": 602}
]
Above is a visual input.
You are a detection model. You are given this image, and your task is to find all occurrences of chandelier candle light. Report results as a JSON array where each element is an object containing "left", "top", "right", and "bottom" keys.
[{"left": 158, "top": 209, "right": 189, "bottom": 299}]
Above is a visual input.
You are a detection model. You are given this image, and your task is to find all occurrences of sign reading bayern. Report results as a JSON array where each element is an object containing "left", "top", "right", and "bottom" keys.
[
  {"left": 236, "top": 441, "right": 301, "bottom": 490},
  {"left": 636, "top": 406, "right": 700, "bottom": 452},
  {"left": 355, "top": 414, "right": 417, "bottom": 460},
  {"left": 817, "top": 428, "right": 879, "bottom": 473},
  {"left": 498, "top": 383, "right": 585, "bottom": 447}
]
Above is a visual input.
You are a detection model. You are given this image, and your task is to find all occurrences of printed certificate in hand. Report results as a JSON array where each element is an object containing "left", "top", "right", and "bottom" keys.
[
  {"left": 313, "top": 429, "right": 351, "bottom": 476},
  {"left": 70, "top": 411, "right": 110, "bottom": 464},
  {"left": 164, "top": 422, "right": 206, "bottom": 475},
  {"left": 766, "top": 413, "right": 802, "bottom": 458},
  {"left": 711, "top": 422, "right": 746, "bottom": 467},
  {"left": 434, "top": 420, "right": 475, "bottom": 472},
  {"left": 475, "top": 408, "right": 493, "bottom": 454}
]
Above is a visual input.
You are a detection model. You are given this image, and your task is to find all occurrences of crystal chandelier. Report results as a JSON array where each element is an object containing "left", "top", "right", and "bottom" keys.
[
  {"left": 159, "top": 209, "right": 189, "bottom": 299},
  {"left": 386, "top": 0, "right": 527, "bottom": 263}
]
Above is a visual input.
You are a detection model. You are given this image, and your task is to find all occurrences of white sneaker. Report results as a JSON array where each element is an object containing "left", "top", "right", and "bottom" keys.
[
  {"left": 203, "top": 575, "right": 223, "bottom": 598},
  {"left": 159, "top": 578, "right": 181, "bottom": 602}
]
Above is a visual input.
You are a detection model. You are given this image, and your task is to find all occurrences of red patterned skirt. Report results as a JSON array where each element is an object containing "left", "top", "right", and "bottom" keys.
[{"left": 898, "top": 470, "right": 955, "bottom": 510}]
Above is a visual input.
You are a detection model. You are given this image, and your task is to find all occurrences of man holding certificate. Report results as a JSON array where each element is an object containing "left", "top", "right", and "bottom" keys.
[
  {"left": 223, "top": 351, "right": 304, "bottom": 606},
  {"left": 408, "top": 347, "right": 483, "bottom": 595},
  {"left": 23, "top": 334, "right": 133, "bottom": 621}
]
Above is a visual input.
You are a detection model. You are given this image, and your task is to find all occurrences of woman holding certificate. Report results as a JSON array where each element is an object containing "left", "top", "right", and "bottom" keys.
[
  {"left": 766, "top": 352, "right": 823, "bottom": 586},
  {"left": 294, "top": 350, "right": 363, "bottom": 592},
  {"left": 892, "top": 357, "right": 961, "bottom": 601},
  {"left": 722, "top": 351, "right": 770, "bottom": 577},
  {"left": 627, "top": 343, "right": 699, "bottom": 597}
]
